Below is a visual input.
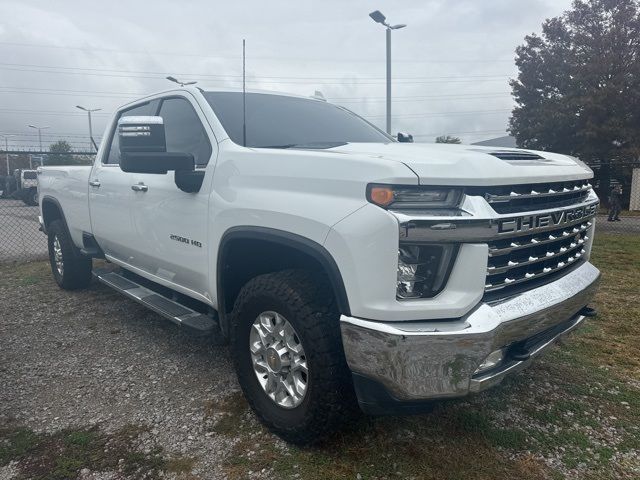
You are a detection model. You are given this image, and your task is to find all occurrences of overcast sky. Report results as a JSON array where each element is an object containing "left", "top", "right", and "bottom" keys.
[{"left": 0, "top": 0, "right": 573, "bottom": 151}]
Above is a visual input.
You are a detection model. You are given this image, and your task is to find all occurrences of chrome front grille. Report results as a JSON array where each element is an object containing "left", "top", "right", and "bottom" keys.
[
  {"left": 485, "top": 220, "right": 592, "bottom": 292},
  {"left": 467, "top": 179, "right": 592, "bottom": 214}
]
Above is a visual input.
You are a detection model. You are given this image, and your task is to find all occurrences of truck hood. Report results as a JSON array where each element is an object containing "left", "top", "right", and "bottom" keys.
[{"left": 324, "top": 143, "right": 593, "bottom": 186}]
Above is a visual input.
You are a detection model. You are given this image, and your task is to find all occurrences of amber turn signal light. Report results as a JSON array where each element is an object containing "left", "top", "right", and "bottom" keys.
[{"left": 368, "top": 186, "right": 395, "bottom": 207}]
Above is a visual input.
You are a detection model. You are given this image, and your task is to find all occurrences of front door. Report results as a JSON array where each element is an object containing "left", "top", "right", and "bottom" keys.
[
  {"left": 89, "top": 100, "right": 160, "bottom": 266},
  {"left": 125, "top": 94, "right": 216, "bottom": 303},
  {"left": 90, "top": 94, "right": 216, "bottom": 303}
]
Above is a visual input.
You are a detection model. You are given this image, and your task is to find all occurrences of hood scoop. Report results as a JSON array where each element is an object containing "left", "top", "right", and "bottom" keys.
[{"left": 488, "top": 151, "right": 544, "bottom": 161}]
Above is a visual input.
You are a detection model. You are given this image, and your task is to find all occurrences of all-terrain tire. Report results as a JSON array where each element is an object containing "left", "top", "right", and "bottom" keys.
[
  {"left": 230, "top": 269, "right": 357, "bottom": 445},
  {"left": 47, "top": 219, "right": 92, "bottom": 290}
]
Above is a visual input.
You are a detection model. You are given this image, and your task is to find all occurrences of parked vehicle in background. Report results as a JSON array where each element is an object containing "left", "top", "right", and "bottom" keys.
[
  {"left": 2, "top": 169, "right": 39, "bottom": 206},
  {"left": 38, "top": 87, "right": 600, "bottom": 444}
]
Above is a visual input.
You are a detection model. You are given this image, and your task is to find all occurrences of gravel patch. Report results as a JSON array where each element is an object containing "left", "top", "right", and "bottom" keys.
[{"left": 0, "top": 262, "right": 241, "bottom": 478}]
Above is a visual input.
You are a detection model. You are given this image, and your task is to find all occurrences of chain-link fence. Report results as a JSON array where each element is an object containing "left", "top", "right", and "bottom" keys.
[
  {"left": 0, "top": 154, "right": 638, "bottom": 263},
  {"left": 1, "top": 152, "right": 94, "bottom": 262}
]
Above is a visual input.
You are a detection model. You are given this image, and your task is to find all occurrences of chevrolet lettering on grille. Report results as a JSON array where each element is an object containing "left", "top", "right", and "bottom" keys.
[{"left": 497, "top": 203, "right": 598, "bottom": 235}]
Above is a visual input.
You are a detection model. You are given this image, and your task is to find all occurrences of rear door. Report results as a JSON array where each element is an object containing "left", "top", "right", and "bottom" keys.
[
  {"left": 89, "top": 100, "right": 160, "bottom": 263},
  {"left": 123, "top": 95, "right": 216, "bottom": 302}
]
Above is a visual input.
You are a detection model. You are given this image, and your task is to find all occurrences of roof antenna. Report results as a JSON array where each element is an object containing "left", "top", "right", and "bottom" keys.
[
  {"left": 166, "top": 76, "right": 197, "bottom": 87},
  {"left": 242, "top": 39, "right": 247, "bottom": 147}
]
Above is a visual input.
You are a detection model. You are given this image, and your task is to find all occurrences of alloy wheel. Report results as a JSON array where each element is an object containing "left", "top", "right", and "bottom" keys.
[{"left": 249, "top": 311, "right": 308, "bottom": 408}]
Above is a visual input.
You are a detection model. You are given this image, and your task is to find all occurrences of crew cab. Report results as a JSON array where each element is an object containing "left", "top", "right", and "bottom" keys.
[{"left": 38, "top": 87, "right": 600, "bottom": 444}]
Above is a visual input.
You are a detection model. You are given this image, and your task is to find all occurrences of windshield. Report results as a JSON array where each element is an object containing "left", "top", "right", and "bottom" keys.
[{"left": 203, "top": 92, "right": 391, "bottom": 148}]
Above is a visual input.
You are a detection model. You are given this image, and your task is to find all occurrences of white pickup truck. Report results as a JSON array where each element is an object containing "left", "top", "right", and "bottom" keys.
[{"left": 38, "top": 87, "right": 600, "bottom": 444}]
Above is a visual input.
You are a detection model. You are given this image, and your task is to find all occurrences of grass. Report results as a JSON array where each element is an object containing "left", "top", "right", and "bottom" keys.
[
  {"left": 1, "top": 234, "right": 639, "bottom": 479},
  {"left": 219, "top": 234, "right": 640, "bottom": 480},
  {"left": 0, "top": 425, "right": 196, "bottom": 480}
]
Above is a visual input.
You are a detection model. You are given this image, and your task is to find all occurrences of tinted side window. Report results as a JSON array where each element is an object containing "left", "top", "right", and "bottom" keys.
[
  {"left": 159, "top": 98, "right": 212, "bottom": 166},
  {"left": 104, "top": 101, "right": 159, "bottom": 164}
]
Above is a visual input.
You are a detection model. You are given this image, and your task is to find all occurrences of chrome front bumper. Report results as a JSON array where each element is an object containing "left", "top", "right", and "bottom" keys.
[{"left": 340, "top": 261, "right": 600, "bottom": 406}]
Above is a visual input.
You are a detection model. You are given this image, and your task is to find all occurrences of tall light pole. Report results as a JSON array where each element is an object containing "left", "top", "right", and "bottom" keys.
[
  {"left": 369, "top": 10, "right": 406, "bottom": 135},
  {"left": 76, "top": 105, "right": 101, "bottom": 152},
  {"left": 28, "top": 124, "right": 50, "bottom": 166},
  {"left": 0, "top": 133, "right": 14, "bottom": 176},
  {"left": 166, "top": 76, "right": 197, "bottom": 87}
]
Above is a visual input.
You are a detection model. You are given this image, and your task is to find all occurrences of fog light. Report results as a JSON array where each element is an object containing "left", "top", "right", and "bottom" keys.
[
  {"left": 475, "top": 349, "right": 505, "bottom": 374},
  {"left": 396, "top": 244, "right": 457, "bottom": 299}
]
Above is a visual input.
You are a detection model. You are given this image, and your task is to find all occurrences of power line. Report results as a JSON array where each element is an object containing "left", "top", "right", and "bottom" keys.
[
  {"left": 366, "top": 109, "right": 511, "bottom": 118},
  {"left": 0, "top": 41, "right": 516, "bottom": 64},
  {"left": 0, "top": 108, "right": 111, "bottom": 116},
  {"left": 1, "top": 106, "right": 511, "bottom": 119},
  {"left": 0, "top": 65, "right": 512, "bottom": 85},
  {"left": 413, "top": 129, "right": 508, "bottom": 137},
  {"left": 336, "top": 95, "right": 511, "bottom": 104},
  {"left": 0, "top": 86, "right": 147, "bottom": 96},
  {"left": 0, "top": 131, "right": 103, "bottom": 138},
  {"left": 0, "top": 90, "right": 137, "bottom": 99},
  {"left": 330, "top": 92, "right": 510, "bottom": 100},
  {"left": 0, "top": 89, "right": 513, "bottom": 104},
  {"left": 0, "top": 85, "right": 513, "bottom": 102},
  {"left": 0, "top": 62, "right": 514, "bottom": 81}
]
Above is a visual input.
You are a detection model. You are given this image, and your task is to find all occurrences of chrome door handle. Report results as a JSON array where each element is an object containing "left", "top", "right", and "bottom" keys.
[
  {"left": 131, "top": 183, "right": 148, "bottom": 192},
  {"left": 89, "top": 180, "right": 101, "bottom": 187}
]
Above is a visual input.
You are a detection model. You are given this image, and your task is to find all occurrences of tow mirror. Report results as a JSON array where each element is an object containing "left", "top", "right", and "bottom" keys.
[
  {"left": 118, "top": 116, "right": 194, "bottom": 174},
  {"left": 397, "top": 132, "right": 414, "bottom": 143},
  {"left": 118, "top": 116, "right": 166, "bottom": 153}
]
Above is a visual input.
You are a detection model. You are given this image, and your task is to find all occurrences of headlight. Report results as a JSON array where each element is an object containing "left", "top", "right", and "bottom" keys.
[
  {"left": 397, "top": 244, "right": 458, "bottom": 299},
  {"left": 367, "top": 184, "right": 463, "bottom": 209}
]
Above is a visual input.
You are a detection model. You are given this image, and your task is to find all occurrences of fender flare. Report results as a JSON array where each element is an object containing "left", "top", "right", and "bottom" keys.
[
  {"left": 217, "top": 226, "right": 351, "bottom": 318},
  {"left": 40, "top": 195, "right": 70, "bottom": 236}
]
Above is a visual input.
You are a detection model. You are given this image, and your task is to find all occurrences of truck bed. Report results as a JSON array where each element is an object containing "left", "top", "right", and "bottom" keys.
[{"left": 38, "top": 166, "right": 93, "bottom": 247}]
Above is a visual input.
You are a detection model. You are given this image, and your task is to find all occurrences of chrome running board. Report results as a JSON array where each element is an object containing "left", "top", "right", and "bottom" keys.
[{"left": 93, "top": 268, "right": 220, "bottom": 337}]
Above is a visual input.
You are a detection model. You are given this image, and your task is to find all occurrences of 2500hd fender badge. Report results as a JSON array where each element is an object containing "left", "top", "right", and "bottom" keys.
[
  {"left": 169, "top": 234, "right": 202, "bottom": 248},
  {"left": 498, "top": 203, "right": 598, "bottom": 234}
]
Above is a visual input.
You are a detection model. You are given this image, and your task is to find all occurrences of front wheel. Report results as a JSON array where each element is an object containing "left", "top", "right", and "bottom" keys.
[
  {"left": 230, "top": 270, "right": 356, "bottom": 444},
  {"left": 47, "top": 219, "right": 92, "bottom": 290}
]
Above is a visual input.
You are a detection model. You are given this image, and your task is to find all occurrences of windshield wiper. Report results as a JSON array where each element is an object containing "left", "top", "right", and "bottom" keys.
[
  {"left": 254, "top": 141, "right": 347, "bottom": 150},
  {"left": 256, "top": 144, "right": 297, "bottom": 149}
]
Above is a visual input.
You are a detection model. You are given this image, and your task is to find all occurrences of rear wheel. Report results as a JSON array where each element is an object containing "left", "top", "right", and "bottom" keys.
[
  {"left": 47, "top": 220, "right": 92, "bottom": 290},
  {"left": 230, "top": 269, "right": 356, "bottom": 444},
  {"left": 23, "top": 188, "right": 38, "bottom": 206}
]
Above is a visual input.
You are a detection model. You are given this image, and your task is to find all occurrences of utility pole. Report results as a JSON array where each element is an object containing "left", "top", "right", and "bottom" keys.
[
  {"left": 28, "top": 124, "right": 50, "bottom": 166},
  {"left": 0, "top": 134, "right": 14, "bottom": 176},
  {"left": 369, "top": 10, "right": 406, "bottom": 135},
  {"left": 76, "top": 105, "right": 101, "bottom": 152},
  {"left": 386, "top": 27, "right": 391, "bottom": 135}
]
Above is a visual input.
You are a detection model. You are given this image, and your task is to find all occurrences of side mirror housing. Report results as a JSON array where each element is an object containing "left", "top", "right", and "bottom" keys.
[
  {"left": 118, "top": 116, "right": 166, "bottom": 153},
  {"left": 118, "top": 116, "right": 195, "bottom": 174},
  {"left": 397, "top": 132, "right": 414, "bottom": 143},
  {"left": 120, "top": 152, "right": 195, "bottom": 174}
]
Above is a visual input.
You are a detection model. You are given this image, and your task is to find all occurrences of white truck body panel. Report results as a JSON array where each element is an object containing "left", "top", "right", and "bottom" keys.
[{"left": 38, "top": 165, "right": 92, "bottom": 245}]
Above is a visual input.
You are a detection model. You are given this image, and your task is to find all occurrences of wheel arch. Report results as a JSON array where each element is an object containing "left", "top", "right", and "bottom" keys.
[
  {"left": 41, "top": 196, "right": 68, "bottom": 235},
  {"left": 217, "top": 226, "right": 351, "bottom": 334}
]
